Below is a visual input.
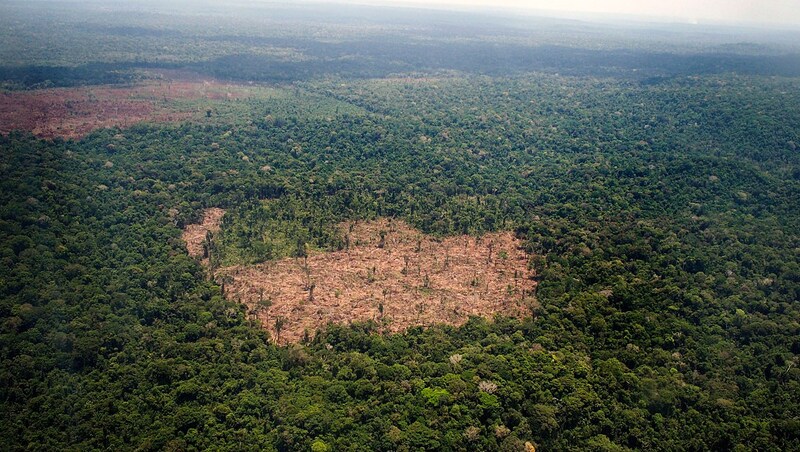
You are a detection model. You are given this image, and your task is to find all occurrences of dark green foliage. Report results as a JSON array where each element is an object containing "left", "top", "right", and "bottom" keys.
[
  {"left": 2, "top": 70, "right": 799, "bottom": 450},
  {"left": 1, "top": 4, "right": 799, "bottom": 449}
]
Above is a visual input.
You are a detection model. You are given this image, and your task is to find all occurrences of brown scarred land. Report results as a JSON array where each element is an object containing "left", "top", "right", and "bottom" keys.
[
  {"left": 0, "top": 77, "right": 251, "bottom": 140},
  {"left": 183, "top": 209, "right": 537, "bottom": 344}
]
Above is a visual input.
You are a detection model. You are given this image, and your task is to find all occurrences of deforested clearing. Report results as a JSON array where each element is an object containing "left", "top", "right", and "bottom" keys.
[
  {"left": 0, "top": 77, "right": 255, "bottom": 139},
  {"left": 184, "top": 213, "right": 537, "bottom": 344},
  {"left": 182, "top": 207, "right": 226, "bottom": 266}
]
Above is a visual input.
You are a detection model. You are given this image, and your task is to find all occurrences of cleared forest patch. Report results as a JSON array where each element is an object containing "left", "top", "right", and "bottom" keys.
[
  {"left": 182, "top": 208, "right": 226, "bottom": 266},
  {"left": 184, "top": 212, "right": 537, "bottom": 344},
  {"left": 0, "top": 77, "right": 261, "bottom": 139}
]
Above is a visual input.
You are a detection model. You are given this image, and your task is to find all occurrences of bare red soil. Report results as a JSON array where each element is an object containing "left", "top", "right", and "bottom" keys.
[
  {"left": 0, "top": 79, "right": 250, "bottom": 139},
  {"left": 183, "top": 211, "right": 537, "bottom": 344}
]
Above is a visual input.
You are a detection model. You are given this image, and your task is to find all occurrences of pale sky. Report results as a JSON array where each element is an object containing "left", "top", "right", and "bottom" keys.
[{"left": 344, "top": 0, "right": 800, "bottom": 27}]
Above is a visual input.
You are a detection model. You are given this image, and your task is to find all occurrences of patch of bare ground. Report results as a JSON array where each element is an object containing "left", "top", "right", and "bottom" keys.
[
  {"left": 183, "top": 212, "right": 537, "bottom": 344},
  {"left": 0, "top": 77, "right": 253, "bottom": 139},
  {"left": 182, "top": 208, "right": 226, "bottom": 266},
  {"left": 378, "top": 76, "right": 446, "bottom": 84}
]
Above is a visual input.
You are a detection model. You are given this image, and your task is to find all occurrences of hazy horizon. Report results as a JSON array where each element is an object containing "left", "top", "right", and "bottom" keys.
[
  {"left": 10, "top": 0, "right": 800, "bottom": 30},
  {"left": 326, "top": 0, "right": 800, "bottom": 27}
]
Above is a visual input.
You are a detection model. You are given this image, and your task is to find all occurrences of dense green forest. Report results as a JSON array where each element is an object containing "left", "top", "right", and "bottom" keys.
[{"left": 2, "top": 1, "right": 800, "bottom": 450}]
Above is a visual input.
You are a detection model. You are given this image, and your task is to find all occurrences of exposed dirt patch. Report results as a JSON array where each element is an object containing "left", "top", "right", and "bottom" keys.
[
  {"left": 182, "top": 208, "right": 226, "bottom": 266},
  {"left": 378, "top": 76, "right": 446, "bottom": 84},
  {"left": 0, "top": 77, "right": 254, "bottom": 139},
  {"left": 184, "top": 214, "right": 537, "bottom": 344}
]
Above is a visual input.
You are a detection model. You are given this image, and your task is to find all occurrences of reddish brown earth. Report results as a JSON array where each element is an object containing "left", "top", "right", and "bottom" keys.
[
  {"left": 183, "top": 210, "right": 537, "bottom": 344},
  {"left": 0, "top": 78, "right": 251, "bottom": 139}
]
